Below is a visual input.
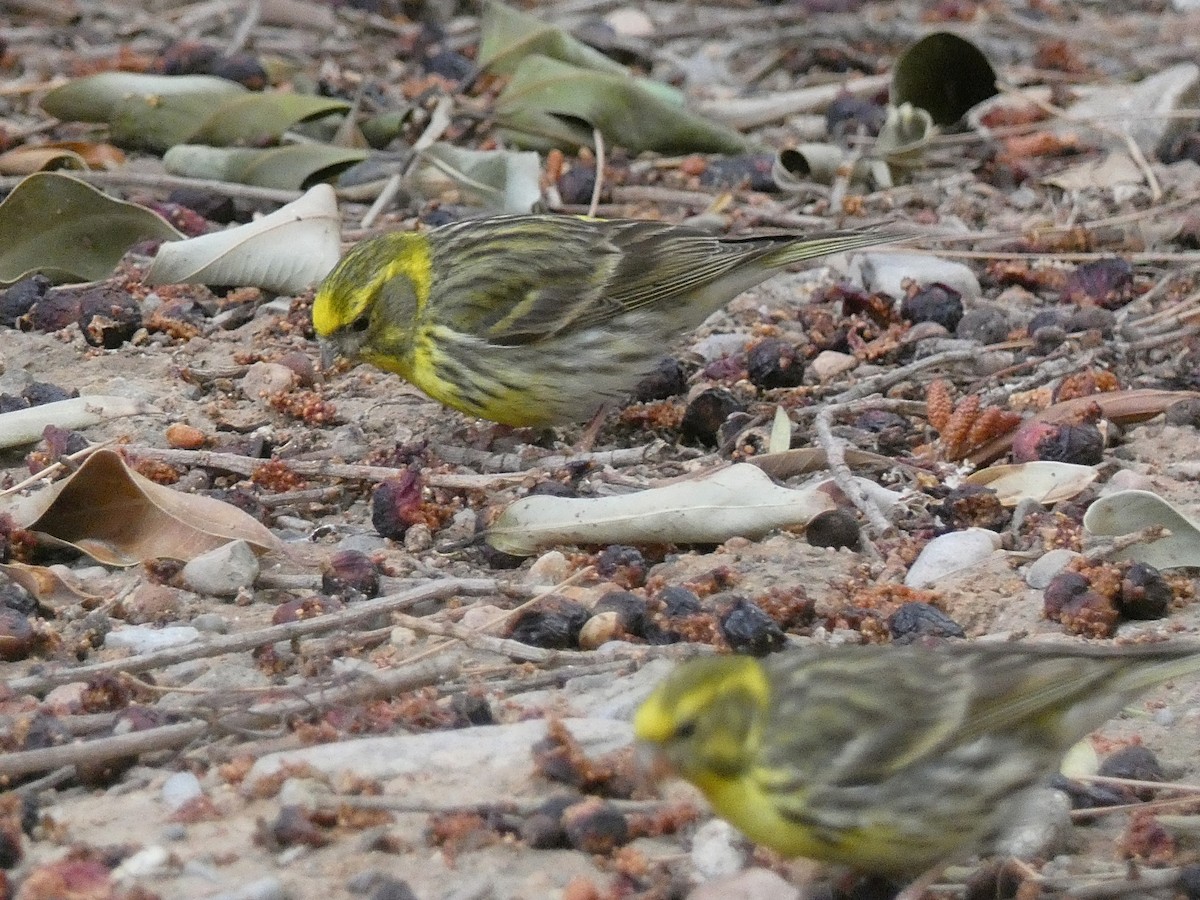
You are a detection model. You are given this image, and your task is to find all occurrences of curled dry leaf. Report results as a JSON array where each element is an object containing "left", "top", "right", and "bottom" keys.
[
  {"left": 0, "top": 561, "right": 101, "bottom": 609},
  {"left": 1083, "top": 490, "right": 1200, "bottom": 570},
  {"left": 144, "top": 183, "right": 341, "bottom": 294},
  {"left": 0, "top": 395, "right": 157, "bottom": 449},
  {"left": 2, "top": 448, "right": 282, "bottom": 566},
  {"left": 486, "top": 462, "right": 901, "bottom": 556},
  {"left": 964, "top": 461, "right": 1098, "bottom": 507}
]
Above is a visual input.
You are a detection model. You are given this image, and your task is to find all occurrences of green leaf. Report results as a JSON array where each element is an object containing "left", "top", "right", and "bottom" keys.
[
  {"left": 413, "top": 143, "right": 542, "bottom": 213},
  {"left": 164, "top": 143, "right": 368, "bottom": 190},
  {"left": 478, "top": 0, "right": 628, "bottom": 77},
  {"left": 43, "top": 72, "right": 350, "bottom": 153},
  {"left": 0, "top": 173, "right": 181, "bottom": 285},
  {"left": 42, "top": 73, "right": 245, "bottom": 122},
  {"left": 190, "top": 94, "right": 351, "bottom": 147},
  {"left": 495, "top": 55, "right": 750, "bottom": 154}
]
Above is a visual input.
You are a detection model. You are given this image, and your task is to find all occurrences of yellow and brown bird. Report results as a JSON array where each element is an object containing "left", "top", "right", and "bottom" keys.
[{"left": 312, "top": 214, "right": 898, "bottom": 426}]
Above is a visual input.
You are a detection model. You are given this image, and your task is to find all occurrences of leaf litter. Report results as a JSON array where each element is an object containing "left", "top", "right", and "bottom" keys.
[{"left": 1, "top": 1, "right": 1200, "bottom": 899}]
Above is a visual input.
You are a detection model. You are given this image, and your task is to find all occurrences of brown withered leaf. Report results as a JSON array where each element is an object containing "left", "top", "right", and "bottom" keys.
[
  {"left": 6, "top": 448, "right": 282, "bottom": 565},
  {"left": 0, "top": 561, "right": 101, "bottom": 610}
]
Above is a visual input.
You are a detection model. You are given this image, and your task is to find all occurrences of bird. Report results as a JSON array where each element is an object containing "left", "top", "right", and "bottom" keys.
[
  {"left": 634, "top": 640, "right": 1200, "bottom": 884},
  {"left": 311, "top": 213, "right": 900, "bottom": 427}
]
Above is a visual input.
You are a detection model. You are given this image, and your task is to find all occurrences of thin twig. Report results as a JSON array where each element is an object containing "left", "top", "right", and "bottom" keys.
[
  {"left": 588, "top": 126, "right": 605, "bottom": 218},
  {"left": 812, "top": 405, "right": 892, "bottom": 542},
  {"left": 7, "top": 578, "right": 501, "bottom": 695}
]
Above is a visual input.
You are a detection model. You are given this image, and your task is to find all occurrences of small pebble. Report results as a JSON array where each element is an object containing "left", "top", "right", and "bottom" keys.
[
  {"left": 526, "top": 550, "right": 571, "bottom": 586},
  {"left": 161, "top": 772, "right": 204, "bottom": 811},
  {"left": 240, "top": 362, "right": 298, "bottom": 402},
  {"left": 689, "top": 868, "right": 801, "bottom": 900},
  {"left": 191, "top": 613, "right": 230, "bottom": 634},
  {"left": 106, "top": 625, "right": 201, "bottom": 654},
  {"left": 905, "top": 528, "right": 1002, "bottom": 588},
  {"left": 203, "top": 876, "right": 288, "bottom": 900},
  {"left": 1024, "top": 549, "right": 1081, "bottom": 590},
  {"left": 689, "top": 818, "right": 747, "bottom": 880},
  {"left": 181, "top": 540, "right": 260, "bottom": 597}
]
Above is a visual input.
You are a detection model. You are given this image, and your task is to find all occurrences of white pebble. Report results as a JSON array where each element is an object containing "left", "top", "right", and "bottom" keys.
[{"left": 106, "top": 626, "right": 201, "bottom": 654}]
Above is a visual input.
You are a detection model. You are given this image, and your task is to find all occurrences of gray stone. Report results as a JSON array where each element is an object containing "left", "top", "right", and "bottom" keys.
[
  {"left": 1064, "top": 64, "right": 1199, "bottom": 156},
  {"left": 850, "top": 251, "right": 981, "bottom": 301},
  {"left": 106, "top": 625, "right": 201, "bottom": 654},
  {"left": 182, "top": 540, "right": 259, "bottom": 597},
  {"left": 1025, "top": 549, "right": 1081, "bottom": 589}
]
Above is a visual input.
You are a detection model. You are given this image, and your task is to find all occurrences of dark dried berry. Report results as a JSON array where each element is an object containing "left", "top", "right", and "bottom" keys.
[
  {"left": 634, "top": 357, "right": 686, "bottom": 402},
  {"left": 720, "top": 597, "right": 786, "bottom": 656},
  {"left": 520, "top": 796, "right": 575, "bottom": 849},
  {"left": 1165, "top": 398, "right": 1200, "bottom": 428},
  {"left": 268, "top": 806, "right": 331, "bottom": 848},
  {"left": 698, "top": 153, "right": 776, "bottom": 191},
  {"left": 0, "top": 608, "right": 34, "bottom": 661},
  {"left": 888, "top": 602, "right": 965, "bottom": 643},
  {"left": 156, "top": 40, "right": 221, "bottom": 75},
  {"left": 825, "top": 94, "right": 887, "bottom": 139},
  {"left": 562, "top": 799, "right": 630, "bottom": 854},
  {"left": 451, "top": 692, "right": 494, "bottom": 727},
  {"left": 168, "top": 187, "right": 238, "bottom": 224},
  {"left": 595, "top": 545, "right": 646, "bottom": 589},
  {"left": 365, "top": 876, "right": 419, "bottom": 900},
  {"left": 1036, "top": 423, "right": 1104, "bottom": 465},
  {"left": 1061, "top": 258, "right": 1134, "bottom": 310},
  {"left": 746, "top": 339, "right": 805, "bottom": 389},
  {"left": 938, "top": 484, "right": 1009, "bottom": 532},
  {"left": 22, "top": 382, "right": 77, "bottom": 406},
  {"left": 680, "top": 388, "right": 743, "bottom": 446},
  {"left": 1012, "top": 421, "right": 1103, "bottom": 465},
  {"left": 806, "top": 509, "right": 860, "bottom": 550},
  {"left": 210, "top": 53, "right": 268, "bottom": 89},
  {"left": 1117, "top": 563, "right": 1172, "bottom": 620},
  {"left": 1058, "top": 590, "right": 1119, "bottom": 638},
  {"left": 1178, "top": 864, "right": 1200, "bottom": 899},
  {"left": 22, "top": 291, "right": 82, "bottom": 333},
  {"left": 0, "top": 580, "right": 35, "bottom": 615},
  {"left": 0, "top": 395, "right": 29, "bottom": 413},
  {"left": 955, "top": 307, "right": 1009, "bottom": 344},
  {"left": 658, "top": 586, "right": 702, "bottom": 617},
  {"left": 271, "top": 594, "right": 343, "bottom": 624},
  {"left": 592, "top": 591, "right": 648, "bottom": 638},
  {"left": 321, "top": 550, "right": 381, "bottom": 599},
  {"left": 509, "top": 597, "right": 589, "bottom": 649},
  {"left": 78, "top": 289, "right": 140, "bottom": 348},
  {"left": 557, "top": 165, "right": 597, "bottom": 206},
  {"left": 902, "top": 283, "right": 964, "bottom": 331},
  {"left": 528, "top": 480, "right": 576, "bottom": 498},
  {"left": 1063, "top": 306, "right": 1115, "bottom": 337},
  {"left": 372, "top": 470, "right": 424, "bottom": 539},
  {"left": 424, "top": 49, "right": 473, "bottom": 81},
  {"left": 0, "top": 274, "right": 49, "bottom": 327},
  {"left": 1043, "top": 571, "right": 1091, "bottom": 621},
  {"left": 1100, "top": 743, "right": 1164, "bottom": 781}
]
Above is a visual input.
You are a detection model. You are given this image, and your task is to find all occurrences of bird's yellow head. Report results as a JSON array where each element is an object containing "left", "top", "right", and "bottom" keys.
[
  {"left": 311, "top": 231, "right": 434, "bottom": 367},
  {"left": 634, "top": 655, "right": 771, "bottom": 783}
]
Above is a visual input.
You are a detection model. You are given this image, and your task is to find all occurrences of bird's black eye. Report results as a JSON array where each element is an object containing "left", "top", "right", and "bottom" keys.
[
  {"left": 350, "top": 313, "right": 370, "bottom": 333},
  {"left": 674, "top": 720, "right": 697, "bottom": 741}
]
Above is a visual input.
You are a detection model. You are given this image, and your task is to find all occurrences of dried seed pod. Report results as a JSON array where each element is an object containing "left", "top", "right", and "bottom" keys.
[
  {"left": 806, "top": 509, "right": 860, "bottom": 550},
  {"left": 720, "top": 596, "right": 786, "bottom": 656},
  {"left": 509, "top": 597, "right": 589, "bottom": 649},
  {"left": 681, "top": 388, "right": 743, "bottom": 446},
  {"left": 888, "top": 602, "right": 966, "bottom": 643},
  {"left": 746, "top": 339, "right": 805, "bottom": 390}
]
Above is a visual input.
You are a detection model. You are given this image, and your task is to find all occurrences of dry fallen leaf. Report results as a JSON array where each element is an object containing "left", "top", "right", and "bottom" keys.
[{"left": 3, "top": 448, "right": 283, "bottom": 566}]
